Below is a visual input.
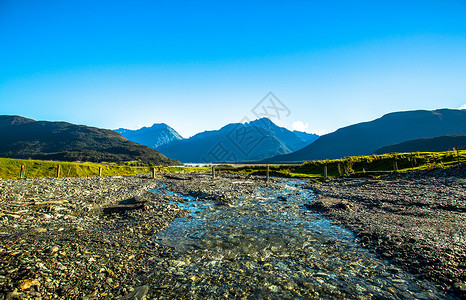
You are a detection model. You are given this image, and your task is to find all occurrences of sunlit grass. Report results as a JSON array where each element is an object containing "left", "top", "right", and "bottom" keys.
[
  {"left": 220, "top": 150, "right": 466, "bottom": 178},
  {"left": 0, "top": 157, "right": 209, "bottom": 180},
  {"left": 1, "top": 150, "right": 464, "bottom": 180}
]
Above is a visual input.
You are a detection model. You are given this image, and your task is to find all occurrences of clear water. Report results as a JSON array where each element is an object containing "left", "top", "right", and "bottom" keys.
[{"left": 150, "top": 181, "right": 452, "bottom": 299}]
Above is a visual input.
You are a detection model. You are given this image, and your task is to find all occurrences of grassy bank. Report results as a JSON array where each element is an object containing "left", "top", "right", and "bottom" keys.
[
  {"left": 222, "top": 150, "right": 466, "bottom": 178},
  {"left": 0, "top": 158, "right": 209, "bottom": 180},
  {"left": 0, "top": 158, "right": 150, "bottom": 180},
  {"left": 1, "top": 150, "right": 464, "bottom": 180}
]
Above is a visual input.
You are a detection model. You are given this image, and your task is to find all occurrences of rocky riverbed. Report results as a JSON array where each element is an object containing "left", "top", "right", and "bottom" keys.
[
  {"left": 0, "top": 167, "right": 464, "bottom": 299},
  {"left": 304, "top": 164, "right": 466, "bottom": 298},
  {"left": 0, "top": 175, "right": 188, "bottom": 299},
  {"left": 0, "top": 173, "right": 272, "bottom": 299}
]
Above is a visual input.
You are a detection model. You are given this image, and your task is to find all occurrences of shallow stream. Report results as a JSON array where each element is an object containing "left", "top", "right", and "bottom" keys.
[{"left": 150, "top": 181, "right": 452, "bottom": 299}]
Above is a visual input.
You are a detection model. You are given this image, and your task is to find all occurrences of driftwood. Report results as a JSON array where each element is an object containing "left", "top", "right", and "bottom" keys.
[
  {"left": 11, "top": 200, "right": 68, "bottom": 207},
  {"left": 0, "top": 208, "right": 29, "bottom": 215},
  {"left": 103, "top": 193, "right": 156, "bottom": 215},
  {"left": 103, "top": 204, "right": 146, "bottom": 215}
]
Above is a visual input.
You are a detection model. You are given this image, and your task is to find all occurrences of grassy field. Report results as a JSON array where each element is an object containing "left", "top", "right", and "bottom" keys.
[
  {"left": 0, "top": 158, "right": 209, "bottom": 180},
  {"left": 1, "top": 150, "right": 464, "bottom": 180},
  {"left": 220, "top": 150, "right": 466, "bottom": 178}
]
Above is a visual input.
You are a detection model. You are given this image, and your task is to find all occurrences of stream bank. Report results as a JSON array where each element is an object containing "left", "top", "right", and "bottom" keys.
[{"left": 304, "top": 164, "right": 466, "bottom": 298}]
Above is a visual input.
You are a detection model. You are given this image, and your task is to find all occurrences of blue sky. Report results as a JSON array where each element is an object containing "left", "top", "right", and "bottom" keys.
[{"left": 1, "top": 0, "right": 465, "bottom": 137}]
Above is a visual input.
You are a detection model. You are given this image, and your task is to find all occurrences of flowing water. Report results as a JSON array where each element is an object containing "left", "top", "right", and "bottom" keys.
[{"left": 150, "top": 181, "right": 452, "bottom": 299}]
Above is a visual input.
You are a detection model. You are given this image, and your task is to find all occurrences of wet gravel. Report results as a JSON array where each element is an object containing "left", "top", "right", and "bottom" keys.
[
  {"left": 304, "top": 164, "right": 466, "bottom": 298},
  {"left": 151, "top": 177, "right": 450, "bottom": 299},
  {"left": 0, "top": 167, "right": 464, "bottom": 299}
]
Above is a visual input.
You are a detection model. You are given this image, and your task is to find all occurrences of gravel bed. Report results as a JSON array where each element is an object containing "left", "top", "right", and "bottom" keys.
[
  {"left": 0, "top": 175, "right": 187, "bottom": 299},
  {"left": 0, "top": 172, "right": 273, "bottom": 299},
  {"left": 1, "top": 167, "right": 464, "bottom": 299},
  {"left": 304, "top": 164, "right": 466, "bottom": 298}
]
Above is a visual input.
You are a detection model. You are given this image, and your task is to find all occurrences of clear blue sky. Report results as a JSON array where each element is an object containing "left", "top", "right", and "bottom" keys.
[{"left": 1, "top": 0, "right": 465, "bottom": 137}]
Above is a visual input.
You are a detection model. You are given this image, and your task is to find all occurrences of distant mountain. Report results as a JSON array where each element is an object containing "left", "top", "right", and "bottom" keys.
[
  {"left": 293, "top": 130, "right": 319, "bottom": 145},
  {"left": 156, "top": 118, "right": 318, "bottom": 163},
  {"left": 375, "top": 135, "right": 466, "bottom": 154},
  {"left": 265, "top": 109, "right": 466, "bottom": 163},
  {"left": 250, "top": 118, "right": 318, "bottom": 152},
  {"left": 115, "top": 123, "right": 183, "bottom": 149},
  {"left": 0, "top": 115, "right": 180, "bottom": 165}
]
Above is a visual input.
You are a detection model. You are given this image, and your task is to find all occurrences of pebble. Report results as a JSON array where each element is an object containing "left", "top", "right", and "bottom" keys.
[
  {"left": 30, "top": 227, "right": 47, "bottom": 234},
  {"left": 124, "top": 285, "right": 149, "bottom": 300},
  {"left": 48, "top": 246, "right": 59, "bottom": 253},
  {"left": 17, "top": 279, "right": 40, "bottom": 290}
]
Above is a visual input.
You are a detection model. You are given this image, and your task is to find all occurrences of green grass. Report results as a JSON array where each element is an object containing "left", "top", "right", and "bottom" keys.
[
  {"left": 219, "top": 150, "right": 466, "bottom": 178},
  {"left": 297, "top": 150, "right": 466, "bottom": 177},
  {"left": 0, "top": 158, "right": 152, "bottom": 180},
  {"left": 0, "top": 157, "right": 211, "bottom": 180},
  {"left": 1, "top": 150, "right": 464, "bottom": 180}
]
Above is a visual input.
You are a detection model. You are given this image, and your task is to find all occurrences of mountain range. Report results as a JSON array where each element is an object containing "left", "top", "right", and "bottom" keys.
[
  {"left": 0, "top": 115, "right": 179, "bottom": 165},
  {"left": 265, "top": 109, "right": 466, "bottom": 163},
  {"left": 2, "top": 108, "right": 464, "bottom": 165},
  {"left": 115, "top": 118, "right": 318, "bottom": 163},
  {"left": 115, "top": 124, "right": 183, "bottom": 148},
  {"left": 142, "top": 118, "right": 318, "bottom": 163}
]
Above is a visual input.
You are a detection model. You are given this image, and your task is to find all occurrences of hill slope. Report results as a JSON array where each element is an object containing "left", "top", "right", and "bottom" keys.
[
  {"left": 293, "top": 130, "right": 319, "bottom": 144},
  {"left": 265, "top": 109, "right": 466, "bottom": 162},
  {"left": 115, "top": 123, "right": 183, "bottom": 149},
  {"left": 156, "top": 118, "right": 318, "bottom": 163},
  {"left": 375, "top": 135, "right": 466, "bottom": 154},
  {"left": 0, "top": 115, "right": 179, "bottom": 165}
]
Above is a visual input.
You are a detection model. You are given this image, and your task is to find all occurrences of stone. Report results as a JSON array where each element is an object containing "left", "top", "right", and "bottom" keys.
[
  {"left": 18, "top": 278, "right": 40, "bottom": 290},
  {"left": 5, "top": 290, "right": 25, "bottom": 300},
  {"left": 31, "top": 228, "right": 47, "bottom": 234},
  {"left": 453, "top": 281, "right": 466, "bottom": 293},
  {"left": 39, "top": 213, "right": 53, "bottom": 219},
  {"left": 124, "top": 285, "right": 149, "bottom": 300},
  {"left": 48, "top": 246, "right": 59, "bottom": 253}
]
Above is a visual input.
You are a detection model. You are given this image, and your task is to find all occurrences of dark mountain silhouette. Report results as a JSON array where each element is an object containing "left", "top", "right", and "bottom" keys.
[
  {"left": 115, "top": 123, "right": 183, "bottom": 149},
  {"left": 265, "top": 109, "right": 466, "bottom": 163},
  {"left": 375, "top": 135, "right": 466, "bottom": 154},
  {"left": 0, "top": 115, "right": 179, "bottom": 165},
  {"left": 156, "top": 118, "right": 318, "bottom": 163}
]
